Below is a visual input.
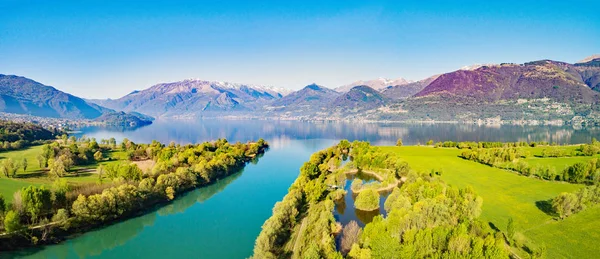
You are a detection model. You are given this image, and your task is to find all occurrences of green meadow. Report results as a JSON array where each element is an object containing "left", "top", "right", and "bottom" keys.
[
  {"left": 381, "top": 146, "right": 598, "bottom": 258},
  {"left": 0, "top": 145, "right": 129, "bottom": 201}
]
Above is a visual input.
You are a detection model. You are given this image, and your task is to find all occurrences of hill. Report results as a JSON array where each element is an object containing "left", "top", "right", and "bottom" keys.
[
  {"left": 0, "top": 120, "right": 56, "bottom": 143},
  {"left": 330, "top": 85, "right": 389, "bottom": 112},
  {"left": 93, "top": 111, "right": 154, "bottom": 127}
]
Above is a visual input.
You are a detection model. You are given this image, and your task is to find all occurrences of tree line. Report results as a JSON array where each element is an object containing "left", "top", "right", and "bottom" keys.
[
  {"left": 435, "top": 141, "right": 552, "bottom": 149},
  {"left": 460, "top": 146, "right": 600, "bottom": 184}
]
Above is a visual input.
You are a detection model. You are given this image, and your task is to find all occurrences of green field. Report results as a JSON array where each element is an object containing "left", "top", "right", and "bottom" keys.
[
  {"left": 381, "top": 146, "right": 597, "bottom": 258},
  {"left": 0, "top": 145, "right": 128, "bottom": 201},
  {"left": 524, "top": 156, "right": 595, "bottom": 172}
]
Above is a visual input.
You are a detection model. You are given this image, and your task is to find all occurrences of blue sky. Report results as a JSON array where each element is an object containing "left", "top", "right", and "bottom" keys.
[{"left": 1, "top": 0, "right": 599, "bottom": 99}]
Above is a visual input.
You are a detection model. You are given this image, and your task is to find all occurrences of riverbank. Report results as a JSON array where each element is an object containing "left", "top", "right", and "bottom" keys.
[{"left": 0, "top": 139, "right": 268, "bottom": 252}]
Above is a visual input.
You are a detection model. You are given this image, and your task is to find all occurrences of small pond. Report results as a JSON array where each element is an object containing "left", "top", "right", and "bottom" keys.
[{"left": 333, "top": 171, "right": 395, "bottom": 227}]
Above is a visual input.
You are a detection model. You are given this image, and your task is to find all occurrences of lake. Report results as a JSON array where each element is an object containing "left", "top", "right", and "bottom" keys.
[{"left": 7, "top": 120, "right": 600, "bottom": 258}]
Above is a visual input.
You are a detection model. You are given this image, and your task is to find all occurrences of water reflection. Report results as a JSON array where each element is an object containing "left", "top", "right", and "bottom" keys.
[
  {"left": 76, "top": 119, "right": 600, "bottom": 146},
  {"left": 12, "top": 171, "right": 243, "bottom": 259}
]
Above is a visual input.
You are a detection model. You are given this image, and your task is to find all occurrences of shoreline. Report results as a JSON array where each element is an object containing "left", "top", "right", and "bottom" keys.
[{"left": 0, "top": 145, "right": 266, "bottom": 252}]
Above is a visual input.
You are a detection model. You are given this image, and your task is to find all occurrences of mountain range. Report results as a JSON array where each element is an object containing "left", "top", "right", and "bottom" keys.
[
  {"left": 2, "top": 54, "right": 600, "bottom": 123},
  {"left": 335, "top": 77, "right": 411, "bottom": 93},
  {"left": 0, "top": 74, "right": 153, "bottom": 126}
]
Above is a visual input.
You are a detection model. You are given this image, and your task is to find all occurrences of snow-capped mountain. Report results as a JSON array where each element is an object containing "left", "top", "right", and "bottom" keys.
[
  {"left": 90, "top": 79, "right": 293, "bottom": 117},
  {"left": 335, "top": 77, "right": 412, "bottom": 93}
]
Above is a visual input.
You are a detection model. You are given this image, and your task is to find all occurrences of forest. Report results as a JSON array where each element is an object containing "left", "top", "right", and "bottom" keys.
[{"left": 0, "top": 120, "right": 58, "bottom": 152}]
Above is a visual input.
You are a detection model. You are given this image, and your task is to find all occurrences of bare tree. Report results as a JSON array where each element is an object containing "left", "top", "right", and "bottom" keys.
[{"left": 340, "top": 220, "right": 362, "bottom": 255}]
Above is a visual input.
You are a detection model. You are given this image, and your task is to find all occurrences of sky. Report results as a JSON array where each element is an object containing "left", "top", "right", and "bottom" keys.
[{"left": 1, "top": 0, "right": 599, "bottom": 99}]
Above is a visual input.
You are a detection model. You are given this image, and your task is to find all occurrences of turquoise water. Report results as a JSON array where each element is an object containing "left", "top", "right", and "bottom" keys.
[
  {"left": 12, "top": 139, "right": 336, "bottom": 259},
  {"left": 6, "top": 120, "right": 600, "bottom": 258}
]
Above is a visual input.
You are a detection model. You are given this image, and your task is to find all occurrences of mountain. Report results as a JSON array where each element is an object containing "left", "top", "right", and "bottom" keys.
[
  {"left": 382, "top": 75, "right": 440, "bottom": 99},
  {"left": 578, "top": 54, "right": 600, "bottom": 64},
  {"left": 335, "top": 77, "right": 411, "bottom": 93},
  {"left": 415, "top": 61, "right": 599, "bottom": 103},
  {"left": 92, "top": 79, "right": 292, "bottom": 118},
  {"left": 574, "top": 58, "right": 600, "bottom": 91},
  {"left": 0, "top": 74, "right": 105, "bottom": 119},
  {"left": 267, "top": 84, "right": 341, "bottom": 114},
  {"left": 0, "top": 74, "right": 153, "bottom": 126},
  {"left": 368, "top": 60, "right": 600, "bottom": 122},
  {"left": 330, "top": 85, "right": 389, "bottom": 111}
]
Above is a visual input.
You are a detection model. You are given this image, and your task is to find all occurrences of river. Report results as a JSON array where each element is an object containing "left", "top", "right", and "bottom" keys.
[{"left": 7, "top": 120, "right": 600, "bottom": 258}]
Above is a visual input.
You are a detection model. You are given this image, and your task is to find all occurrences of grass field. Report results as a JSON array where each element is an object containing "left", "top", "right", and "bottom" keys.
[
  {"left": 0, "top": 145, "right": 130, "bottom": 201},
  {"left": 381, "top": 146, "right": 597, "bottom": 259}
]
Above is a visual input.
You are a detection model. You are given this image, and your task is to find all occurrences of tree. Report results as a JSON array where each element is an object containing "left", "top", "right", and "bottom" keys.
[
  {"left": 1, "top": 158, "right": 17, "bottom": 178},
  {"left": 341, "top": 220, "right": 362, "bottom": 255},
  {"left": 21, "top": 157, "right": 28, "bottom": 172},
  {"left": 0, "top": 194, "right": 6, "bottom": 216},
  {"left": 396, "top": 138, "right": 403, "bottom": 147},
  {"left": 4, "top": 210, "right": 23, "bottom": 233},
  {"left": 21, "top": 186, "right": 53, "bottom": 222},
  {"left": 41, "top": 144, "right": 54, "bottom": 160},
  {"left": 58, "top": 154, "right": 74, "bottom": 172},
  {"left": 36, "top": 154, "right": 47, "bottom": 168},
  {"left": 165, "top": 187, "right": 175, "bottom": 200},
  {"left": 506, "top": 217, "right": 515, "bottom": 242},
  {"left": 109, "top": 137, "right": 117, "bottom": 148},
  {"left": 427, "top": 139, "right": 434, "bottom": 146},
  {"left": 98, "top": 164, "right": 105, "bottom": 183},
  {"left": 48, "top": 158, "right": 66, "bottom": 178},
  {"left": 89, "top": 141, "right": 100, "bottom": 150},
  {"left": 94, "top": 151, "right": 103, "bottom": 162},
  {"left": 552, "top": 192, "right": 578, "bottom": 219},
  {"left": 52, "top": 179, "right": 70, "bottom": 209}
]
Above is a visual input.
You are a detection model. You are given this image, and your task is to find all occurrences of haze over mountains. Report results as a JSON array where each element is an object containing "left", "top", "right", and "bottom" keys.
[{"left": 2, "top": 55, "right": 600, "bottom": 123}]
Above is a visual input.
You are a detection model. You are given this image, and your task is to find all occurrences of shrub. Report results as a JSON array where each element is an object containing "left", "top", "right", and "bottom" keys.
[{"left": 396, "top": 138, "right": 403, "bottom": 147}]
